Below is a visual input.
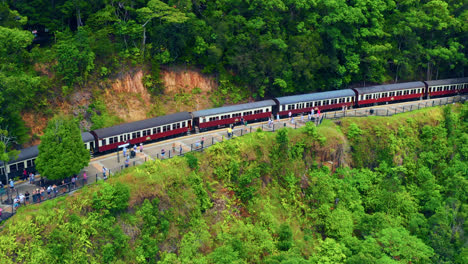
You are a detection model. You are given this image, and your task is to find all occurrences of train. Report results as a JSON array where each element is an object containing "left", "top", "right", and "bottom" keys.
[{"left": 1, "top": 77, "right": 467, "bottom": 183}]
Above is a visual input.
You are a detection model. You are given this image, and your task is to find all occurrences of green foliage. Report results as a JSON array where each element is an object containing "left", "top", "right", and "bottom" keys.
[
  {"left": 54, "top": 28, "right": 95, "bottom": 88},
  {"left": 88, "top": 99, "right": 122, "bottom": 130},
  {"left": 36, "top": 116, "right": 90, "bottom": 180},
  {"left": 188, "top": 172, "right": 213, "bottom": 212},
  {"left": 185, "top": 152, "right": 199, "bottom": 170},
  {"left": 347, "top": 123, "right": 363, "bottom": 140},
  {"left": 376, "top": 227, "right": 434, "bottom": 263},
  {"left": 92, "top": 182, "right": 130, "bottom": 215},
  {"left": 208, "top": 245, "right": 241, "bottom": 264},
  {"left": 276, "top": 223, "right": 293, "bottom": 251}
]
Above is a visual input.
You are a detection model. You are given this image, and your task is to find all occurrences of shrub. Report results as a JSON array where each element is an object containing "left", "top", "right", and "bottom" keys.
[{"left": 92, "top": 182, "right": 130, "bottom": 215}]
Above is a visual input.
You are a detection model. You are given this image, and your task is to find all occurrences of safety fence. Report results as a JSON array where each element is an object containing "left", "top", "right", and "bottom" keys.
[{"left": 321, "top": 96, "right": 466, "bottom": 120}]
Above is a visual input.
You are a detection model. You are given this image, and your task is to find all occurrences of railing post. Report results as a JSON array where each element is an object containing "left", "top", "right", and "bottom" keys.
[
  {"left": 117, "top": 151, "right": 120, "bottom": 163},
  {"left": 191, "top": 144, "right": 193, "bottom": 151},
  {"left": 295, "top": 122, "right": 297, "bottom": 129},
  {"left": 212, "top": 137, "right": 214, "bottom": 145},
  {"left": 157, "top": 153, "right": 159, "bottom": 159},
  {"left": 96, "top": 174, "right": 98, "bottom": 182},
  {"left": 273, "top": 124, "right": 275, "bottom": 132},
  {"left": 387, "top": 109, "right": 389, "bottom": 116},
  {"left": 250, "top": 126, "right": 252, "bottom": 133},
  {"left": 133, "top": 161, "right": 136, "bottom": 166},
  {"left": 145, "top": 157, "right": 147, "bottom": 162},
  {"left": 169, "top": 150, "right": 171, "bottom": 158},
  {"left": 410, "top": 105, "right": 412, "bottom": 111}
]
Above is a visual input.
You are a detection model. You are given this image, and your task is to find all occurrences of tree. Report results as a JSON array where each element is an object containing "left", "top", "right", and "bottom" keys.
[
  {"left": 36, "top": 116, "right": 90, "bottom": 180},
  {"left": 376, "top": 227, "right": 434, "bottom": 263},
  {"left": 137, "top": 0, "right": 188, "bottom": 57},
  {"left": 54, "top": 28, "right": 95, "bottom": 89}
]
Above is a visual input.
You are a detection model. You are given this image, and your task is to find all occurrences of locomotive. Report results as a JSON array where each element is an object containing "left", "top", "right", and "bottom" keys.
[{"left": 1, "top": 77, "right": 467, "bottom": 183}]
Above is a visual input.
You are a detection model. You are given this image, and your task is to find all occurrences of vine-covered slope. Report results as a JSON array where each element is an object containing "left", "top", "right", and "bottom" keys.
[{"left": 0, "top": 104, "right": 467, "bottom": 263}]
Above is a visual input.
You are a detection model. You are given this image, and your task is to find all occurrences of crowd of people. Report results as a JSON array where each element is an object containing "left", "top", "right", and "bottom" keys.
[{"left": 6, "top": 174, "right": 84, "bottom": 211}]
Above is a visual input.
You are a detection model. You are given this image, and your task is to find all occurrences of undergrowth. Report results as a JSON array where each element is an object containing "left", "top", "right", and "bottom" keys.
[{"left": 1, "top": 104, "right": 466, "bottom": 263}]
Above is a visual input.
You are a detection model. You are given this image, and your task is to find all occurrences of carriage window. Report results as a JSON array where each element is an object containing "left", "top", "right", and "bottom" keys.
[
  {"left": 9, "top": 164, "right": 18, "bottom": 172},
  {"left": 102, "top": 139, "right": 107, "bottom": 146},
  {"left": 142, "top": 130, "right": 147, "bottom": 137},
  {"left": 163, "top": 126, "right": 167, "bottom": 132},
  {"left": 120, "top": 136, "right": 123, "bottom": 142},
  {"left": 109, "top": 137, "right": 114, "bottom": 144},
  {"left": 27, "top": 160, "right": 33, "bottom": 167},
  {"left": 182, "top": 122, "right": 186, "bottom": 127}
]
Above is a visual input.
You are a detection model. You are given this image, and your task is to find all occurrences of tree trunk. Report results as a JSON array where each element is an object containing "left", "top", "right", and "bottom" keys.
[
  {"left": 427, "top": 62, "right": 431, "bottom": 81},
  {"left": 141, "top": 26, "right": 146, "bottom": 57},
  {"left": 76, "top": 7, "right": 83, "bottom": 27}
]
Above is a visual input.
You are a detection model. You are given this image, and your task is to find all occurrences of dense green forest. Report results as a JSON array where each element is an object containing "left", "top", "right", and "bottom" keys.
[
  {"left": 0, "top": 0, "right": 467, "bottom": 143},
  {"left": 0, "top": 104, "right": 466, "bottom": 263}
]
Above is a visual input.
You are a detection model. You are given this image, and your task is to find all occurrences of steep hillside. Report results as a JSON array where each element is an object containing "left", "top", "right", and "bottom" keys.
[
  {"left": 2, "top": 104, "right": 466, "bottom": 263},
  {"left": 22, "top": 66, "right": 220, "bottom": 144}
]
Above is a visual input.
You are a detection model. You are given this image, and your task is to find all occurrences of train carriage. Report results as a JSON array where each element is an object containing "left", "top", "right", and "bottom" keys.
[
  {"left": 425, "top": 77, "right": 468, "bottom": 98},
  {"left": 192, "top": 100, "right": 276, "bottom": 130},
  {"left": 274, "top": 89, "right": 356, "bottom": 117},
  {"left": 353, "top": 82, "right": 425, "bottom": 106},
  {"left": 0, "top": 132, "right": 97, "bottom": 183},
  {"left": 0, "top": 145, "right": 38, "bottom": 184},
  {"left": 82, "top": 132, "right": 96, "bottom": 153},
  {"left": 92, "top": 112, "right": 192, "bottom": 152}
]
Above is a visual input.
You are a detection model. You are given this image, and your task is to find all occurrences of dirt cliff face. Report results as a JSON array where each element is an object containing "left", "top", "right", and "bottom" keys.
[
  {"left": 161, "top": 67, "right": 218, "bottom": 94},
  {"left": 104, "top": 69, "right": 152, "bottom": 122},
  {"left": 22, "top": 66, "right": 218, "bottom": 145},
  {"left": 104, "top": 67, "right": 217, "bottom": 122}
]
